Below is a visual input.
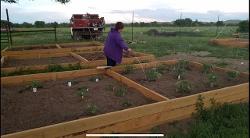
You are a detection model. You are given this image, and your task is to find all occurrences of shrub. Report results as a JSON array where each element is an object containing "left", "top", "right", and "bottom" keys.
[
  {"left": 86, "top": 104, "right": 98, "bottom": 115},
  {"left": 202, "top": 63, "right": 213, "bottom": 74},
  {"left": 237, "top": 20, "right": 249, "bottom": 33},
  {"left": 227, "top": 71, "right": 240, "bottom": 81},
  {"left": 207, "top": 73, "right": 218, "bottom": 88},
  {"left": 145, "top": 68, "right": 162, "bottom": 81},
  {"left": 175, "top": 80, "right": 192, "bottom": 93},
  {"left": 123, "top": 65, "right": 135, "bottom": 74},
  {"left": 114, "top": 86, "right": 127, "bottom": 97}
]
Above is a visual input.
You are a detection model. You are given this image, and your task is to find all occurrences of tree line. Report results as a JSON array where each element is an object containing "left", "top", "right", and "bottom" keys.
[{"left": 1, "top": 19, "right": 248, "bottom": 33}]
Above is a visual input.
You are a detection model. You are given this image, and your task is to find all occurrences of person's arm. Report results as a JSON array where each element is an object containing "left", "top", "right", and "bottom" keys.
[{"left": 115, "top": 33, "right": 129, "bottom": 50}]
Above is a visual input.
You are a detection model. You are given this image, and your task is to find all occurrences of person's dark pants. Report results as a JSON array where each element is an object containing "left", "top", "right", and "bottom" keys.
[{"left": 106, "top": 57, "right": 117, "bottom": 66}]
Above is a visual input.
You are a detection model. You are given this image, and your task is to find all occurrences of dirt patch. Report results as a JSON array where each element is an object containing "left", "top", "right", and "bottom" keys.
[
  {"left": 7, "top": 46, "right": 57, "bottom": 51},
  {"left": 3, "top": 56, "right": 78, "bottom": 68},
  {"left": 123, "top": 65, "right": 248, "bottom": 99},
  {"left": 79, "top": 52, "right": 137, "bottom": 61},
  {"left": 157, "top": 52, "right": 249, "bottom": 73},
  {"left": 1, "top": 75, "right": 154, "bottom": 135},
  {"left": 209, "top": 38, "right": 249, "bottom": 48}
]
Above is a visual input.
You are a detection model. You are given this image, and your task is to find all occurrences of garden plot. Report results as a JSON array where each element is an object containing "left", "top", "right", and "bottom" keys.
[
  {"left": 121, "top": 60, "right": 249, "bottom": 99},
  {"left": 2, "top": 55, "right": 78, "bottom": 68},
  {"left": 1, "top": 74, "right": 155, "bottom": 135},
  {"left": 59, "top": 42, "right": 102, "bottom": 48}
]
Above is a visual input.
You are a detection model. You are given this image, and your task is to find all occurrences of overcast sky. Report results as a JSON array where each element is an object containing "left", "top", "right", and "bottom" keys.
[{"left": 1, "top": 0, "right": 249, "bottom": 23}]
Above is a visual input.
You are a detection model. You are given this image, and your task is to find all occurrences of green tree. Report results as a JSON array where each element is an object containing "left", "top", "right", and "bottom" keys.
[
  {"left": 34, "top": 21, "right": 45, "bottom": 28},
  {"left": 237, "top": 20, "right": 249, "bottom": 32},
  {"left": 216, "top": 21, "right": 224, "bottom": 26}
]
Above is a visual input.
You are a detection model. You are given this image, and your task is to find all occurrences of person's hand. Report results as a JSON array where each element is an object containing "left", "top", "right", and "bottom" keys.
[{"left": 127, "top": 48, "right": 132, "bottom": 52}]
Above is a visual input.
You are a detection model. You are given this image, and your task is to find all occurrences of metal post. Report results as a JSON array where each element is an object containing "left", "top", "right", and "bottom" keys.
[
  {"left": 216, "top": 15, "right": 219, "bottom": 37},
  {"left": 132, "top": 11, "right": 134, "bottom": 41},
  {"left": 6, "top": 9, "right": 12, "bottom": 47},
  {"left": 54, "top": 24, "right": 57, "bottom": 42}
]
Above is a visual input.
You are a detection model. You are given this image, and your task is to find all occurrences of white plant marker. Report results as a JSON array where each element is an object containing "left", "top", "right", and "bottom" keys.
[
  {"left": 86, "top": 88, "right": 89, "bottom": 92},
  {"left": 68, "top": 81, "right": 72, "bottom": 87},
  {"left": 178, "top": 75, "right": 181, "bottom": 80},
  {"left": 241, "top": 62, "right": 244, "bottom": 65},
  {"left": 95, "top": 78, "right": 99, "bottom": 82},
  {"left": 33, "top": 88, "right": 37, "bottom": 93}
]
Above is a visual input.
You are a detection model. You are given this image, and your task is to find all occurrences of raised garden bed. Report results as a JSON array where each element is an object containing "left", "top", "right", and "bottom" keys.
[
  {"left": 1, "top": 74, "right": 154, "bottom": 135},
  {"left": 120, "top": 60, "right": 249, "bottom": 99},
  {"left": 1, "top": 60, "right": 248, "bottom": 138},
  {"left": 1, "top": 42, "right": 104, "bottom": 57},
  {"left": 209, "top": 38, "right": 249, "bottom": 48},
  {"left": 6, "top": 45, "right": 58, "bottom": 51},
  {"left": 1, "top": 51, "right": 155, "bottom": 77},
  {"left": 2, "top": 56, "right": 79, "bottom": 68}
]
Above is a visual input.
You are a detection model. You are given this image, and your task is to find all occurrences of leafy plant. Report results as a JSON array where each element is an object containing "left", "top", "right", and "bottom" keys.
[
  {"left": 86, "top": 104, "right": 98, "bottom": 115},
  {"left": 207, "top": 73, "right": 218, "bottom": 88},
  {"left": 114, "top": 86, "right": 127, "bottom": 97},
  {"left": 67, "top": 63, "right": 81, "bottom": 70},
  {"left": 173, "top": 60, "right": 189, "bottom": 79},
  {"left": 202, "top": 63, "right": 213, "bottom": 74},
  {"left": 30, "top": 80, "right": 43, "bottom": 88},
  {"left": 156, "top": 64, "right": 169, "bottom": 74},
  {"left": 89, "top": 75, "right": 103, "bottom": 82},
  {"left": 123, "top": 65, "right": 135, "bottom": 74},
  {"left": 77, "top": 86, "right": 88, "bottom": 99},
  {"left": 121, "top": 100, "right": 132, "bottom": 107},
  {"left": 105, "top": 84, "right": 114, "bottom": 91},
  {"left": 48, "top": 64, "right": 64, "bottom": 72},
  {"left": 227, "top": 71, "right": 240, "bottom": 81},
  {"left": 145, "top": 68, "right": 162, "bottom": 81},
  {"left": 175, "top": 80, "right": 192, "bottom": 93}
]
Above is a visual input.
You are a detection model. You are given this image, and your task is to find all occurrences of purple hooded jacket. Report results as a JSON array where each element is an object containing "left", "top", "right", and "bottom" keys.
[{"left": 104, "top": 27, "right": 128, "bottom": 64}]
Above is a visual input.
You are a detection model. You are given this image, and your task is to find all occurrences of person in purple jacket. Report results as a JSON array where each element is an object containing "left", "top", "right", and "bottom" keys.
[{"left": 104, "top": 22, "right": 132, "bottom": 66}]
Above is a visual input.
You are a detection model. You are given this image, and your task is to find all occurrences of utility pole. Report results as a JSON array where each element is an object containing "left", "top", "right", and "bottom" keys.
[{"left": 132, "top": 11, "right": 134, "bottom": 41}]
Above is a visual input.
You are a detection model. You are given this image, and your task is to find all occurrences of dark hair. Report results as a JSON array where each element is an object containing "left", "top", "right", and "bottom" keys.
[{"left": 115, "top": 22, "right": 124, "bottom": 30}]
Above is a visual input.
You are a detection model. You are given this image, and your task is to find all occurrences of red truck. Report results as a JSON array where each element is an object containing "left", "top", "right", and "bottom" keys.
[{"left": 70, "top": 13, "right": 105, "bottom": 40}]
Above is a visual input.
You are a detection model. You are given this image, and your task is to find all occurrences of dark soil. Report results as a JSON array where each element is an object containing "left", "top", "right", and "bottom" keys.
[
  {"left": 60, "top": 43, "right": 101, "bottom": 48},
  {"left": 124, "top": 65, "right": 249, "bottom": 99},
  {"left": 1, "top": 75, "right": 154, "bottom": 135},
  {"left": 79, "top": 52, "right": 136, "bottom": 61},
  {"left": 7, "top": 46, "right": 57, "bottom": 51},
  {"left": 3, "top": 56, "right": 78, "bottom": 68}
]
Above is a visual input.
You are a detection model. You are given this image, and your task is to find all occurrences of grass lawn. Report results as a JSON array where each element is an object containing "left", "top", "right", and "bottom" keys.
[{"left": 1, "top": 26, "right": 249, "bottom": 60}]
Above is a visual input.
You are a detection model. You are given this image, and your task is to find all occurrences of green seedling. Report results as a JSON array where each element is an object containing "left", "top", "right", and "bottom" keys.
[
  {"left": 173, "top": 60, "right": 189, "bottom": 80},
  {"left": 105, "top": 84, "right": 114, "bottom": 91},
  {"left": 89, "top": 75, "right": 103, "bottom": 82},
  {"left": 121, "top": 100, "right": 132, "bottom": 107},
  {"left": 156, "top": 64, "right": 169, "bottom": 74},
  {"left": 48, "top": 64, "right": 64, "bottom": 72},
  {"left": 114, "top": 86, "right": 127, "bottom": 97},
  {"left": 30, "top": 80, "right": 43, "bottom": 88},
  {"left": 227, "top": 71, "right": 240, "bottom": 81},
  {"left": 175, "top": 80, "right": 192, "bottom": 93},
  {"left": 145, "top": 68, "right": 162, "bottom": 81},
  {"left": 77, "top": 86, "right": 89, "bottom": 99},
  {"left": 86, "top": 104, "right": 98, "bottom": 115},
  {"left": 123, "top": 65, "right": 135, "bottom": 74},
  {"left": 207, "top": 73, "right": 218, "bottom": 88},
  {"left": 202, "top": 63, "right": 213, "bottom": 74}
]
